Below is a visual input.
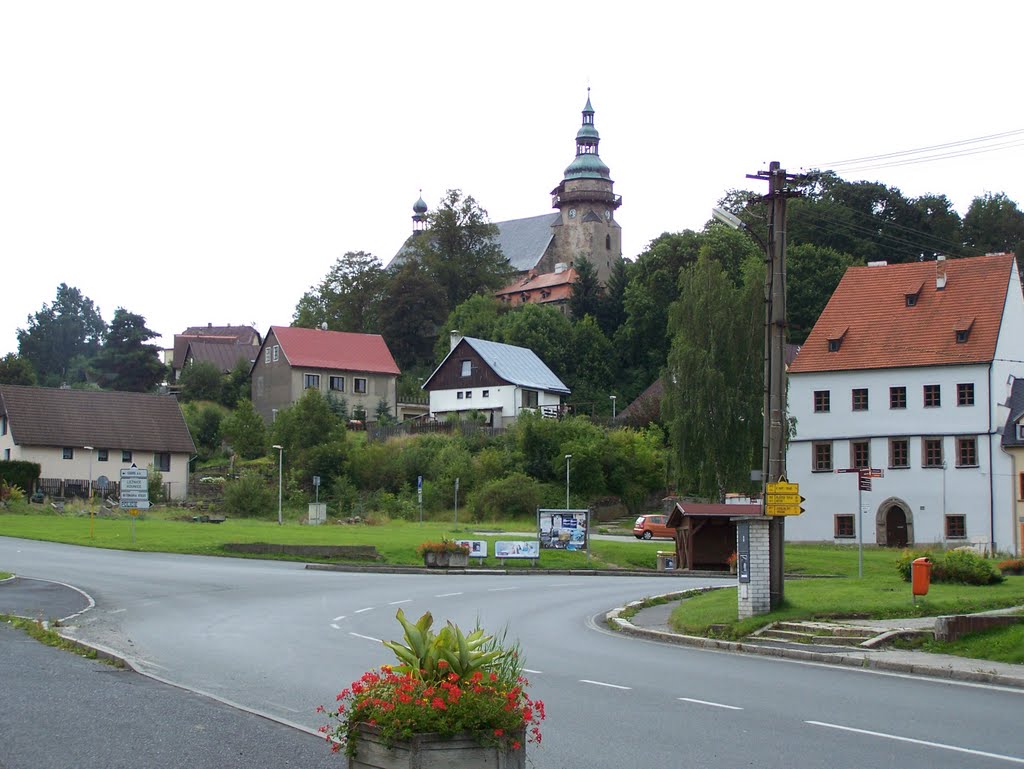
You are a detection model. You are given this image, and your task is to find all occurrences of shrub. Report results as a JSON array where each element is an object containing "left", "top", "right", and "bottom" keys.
[
  {"left": 941, "top": 547, "right": 1004, "bottom": 585},
  {"left": 222, "top": 471, "right": 276, "bottom": 517},
  {"left": 998, "top": 558, "right": 1024, "bottom": 576},
  {"left": 896, "top": 547, "right": 1003, "bottom": 585},
  {"left": 468, "top": 473, "right": 543, "bottom": 521}
]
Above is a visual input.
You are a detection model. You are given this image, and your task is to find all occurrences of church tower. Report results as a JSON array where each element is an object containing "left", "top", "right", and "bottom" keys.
[
  {"left": 411, "top": 191, "right": 428, "bottom": 235},
  {"left": 547, "top": 90, "right": 622, "bottom": 283}
]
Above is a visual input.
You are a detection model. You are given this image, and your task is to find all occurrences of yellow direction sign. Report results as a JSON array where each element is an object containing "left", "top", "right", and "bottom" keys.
[
  {"left": 765, "top": 503, "right": 804, "bottom": 517},
  {"left": 766, "top": 481, "right": 799, "bottom": 495},
  {"left": 767, "top": 493, "right": 804, "bottom": 505}
]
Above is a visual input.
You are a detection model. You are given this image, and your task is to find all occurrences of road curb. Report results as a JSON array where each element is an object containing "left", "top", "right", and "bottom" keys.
[
  {"left": 304, "top": 563, "right": 729, "bottom": 578},
  {"left": 606, "top": 601, "right": 1024, "bottom": 690}
]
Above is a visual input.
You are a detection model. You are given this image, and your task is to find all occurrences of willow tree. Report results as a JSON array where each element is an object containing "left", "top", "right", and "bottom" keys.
[{"left": 662, "top": 254, "right": 763, "bottom": 501}]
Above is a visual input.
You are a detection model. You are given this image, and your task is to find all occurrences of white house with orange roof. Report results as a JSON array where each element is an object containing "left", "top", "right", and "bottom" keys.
[
  {"left": 251, "top": 326, "right": 400, "bottom": 425},
  {"left": 785, "top": 253, "right": 1024, "bottom": 555}
]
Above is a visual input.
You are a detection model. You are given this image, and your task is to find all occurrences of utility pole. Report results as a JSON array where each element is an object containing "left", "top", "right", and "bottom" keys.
[{"left": 745, "top": 161, "right": 804, "bottom": 610}]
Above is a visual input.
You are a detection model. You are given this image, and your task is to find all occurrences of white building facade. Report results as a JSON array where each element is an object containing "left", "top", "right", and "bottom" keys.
[{"left": 785, "top": 254, "right": 1024, "bottom": 555}]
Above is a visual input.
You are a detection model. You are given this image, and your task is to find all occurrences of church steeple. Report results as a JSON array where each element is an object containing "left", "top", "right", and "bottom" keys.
[
  {"left": 548, "top": 90, "right": 622, "bottom": 284},
  {"left": 412, "top": 190, "right": 428, "bottom": 235}
]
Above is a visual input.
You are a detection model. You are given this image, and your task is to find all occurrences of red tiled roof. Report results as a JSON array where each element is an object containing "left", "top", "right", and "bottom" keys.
[
  {"left": 494, "top": 268, "right": 577, "bottom": 305},
  {"left": 789, "top": 254, "right": 1016, "bottom": 374},
  {"left": 172, "top": 325, "right": 260, "bottom": 367},
  {"left": 270, "top": 326, "right": 400, "bottom": 375},
  {"left": 674, "top": 502, "right": 762, "bottom": 517}
]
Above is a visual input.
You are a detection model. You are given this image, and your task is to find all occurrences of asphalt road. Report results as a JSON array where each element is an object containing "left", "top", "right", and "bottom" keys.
[{"left": 2, "top": 536, "right": 1023, "bottom": 769}]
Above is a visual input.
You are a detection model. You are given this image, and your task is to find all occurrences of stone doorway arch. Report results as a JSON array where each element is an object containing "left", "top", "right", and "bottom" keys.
[{"left": 875, "top": 497, "right": 914, "bottom": 547}]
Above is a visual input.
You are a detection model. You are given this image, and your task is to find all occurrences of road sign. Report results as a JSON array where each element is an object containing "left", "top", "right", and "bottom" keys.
[
  {"left": 121, "top": 478, "right": 147, "bottom": 492},
  {"left": 766, "top": 493, "right": 804, "bottom": 505},
  {"left": 766, "top": 481, "right": 799, "bottom": 495},
  {"left": 765, "top": 502, "right": 804, "bottom": 516},
  {"left": 120, "top": 468, "right": 147, "bottom": 479},
  {"left": 119, "top": 499, "right": 150, "bottom": 510}
]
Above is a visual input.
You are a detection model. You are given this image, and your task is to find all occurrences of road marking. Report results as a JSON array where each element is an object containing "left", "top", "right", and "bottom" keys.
[
  {"left": 388, "top": 599, "right": 411, "bottom": 605},
  {"left": 522, "top": 668, "right": 543, "bottom": 674},
  {"left": 806, "top": 721, "right": 1024, "bottom": 764},
  {"left": 266, "top": 700, "right": 300, "bottom": 713},
  {"left": 109, "top": 608, "right": 126, "bottom": 614},
  {"left": 580, "top": 679, "right": 631, "bottom": 690},
  {"left": 487, "top": 587, "right": 518, "bottom": 592},
  {"left": 548, "top": 583, "right": 575, "bottom": 587},
  {"left": 354, "top": 607, "right": 373, "bottom": 614},
  {"left": 435, "top": 592, "right": 463, "bottom": 597},
  {"left": 349, "top": 632, "right": 381, "bottom": 643},
  {"left": 330, "top": 623, "right": 341, "bottom": 630},
  {"left": 332, "top": 615, "right": 346, "bottom": 622},
  {"left": 678, "top": 697, "right": 742, "bottom": 711}
]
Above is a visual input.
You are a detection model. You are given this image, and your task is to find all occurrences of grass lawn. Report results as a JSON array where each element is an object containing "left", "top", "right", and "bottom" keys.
[
  {"left": 919, "top": 621, "right": 1024, "bottom": 664},
  {"left": 0, "top": 507, "right": 665, "bottom": 570},
  {"left": 669, "top": 544, "right": 1024, "bottom": 640}
]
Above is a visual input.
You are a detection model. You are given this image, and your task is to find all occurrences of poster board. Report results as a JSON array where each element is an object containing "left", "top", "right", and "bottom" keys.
[{"left": 538, "top": 509, "right": 589, "bottom": 550}]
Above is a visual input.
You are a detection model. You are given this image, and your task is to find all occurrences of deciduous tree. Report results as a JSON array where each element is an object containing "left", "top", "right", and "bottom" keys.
[
  {"left": 293, "top": 251, "right": 387, "bottom": 333},
  {"left": 92, "top": 309, "right": 165, "bottom": 392},
  {"left": 17, "top": 284, "right": 105, "bottom": 387}
]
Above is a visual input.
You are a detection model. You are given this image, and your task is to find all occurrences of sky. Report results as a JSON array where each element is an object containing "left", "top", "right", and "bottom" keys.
[{"left": 2, "top": 1, "right": 1023, "bottom": 357}]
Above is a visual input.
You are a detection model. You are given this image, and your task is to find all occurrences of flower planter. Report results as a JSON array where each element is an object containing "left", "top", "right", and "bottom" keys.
[
  {"left": 349, "top": 723, "right": 525, "bottom": 769},
  {"left": 422, "top": 551, "right": 469, "bottom": 568}
]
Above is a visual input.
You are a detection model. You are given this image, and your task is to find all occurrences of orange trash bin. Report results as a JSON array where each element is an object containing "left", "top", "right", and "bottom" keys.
[{"left": 911, "top": 557, "right": 931, "bottom": 596}]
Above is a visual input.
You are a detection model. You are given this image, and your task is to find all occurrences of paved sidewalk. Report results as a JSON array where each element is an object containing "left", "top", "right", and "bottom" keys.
[{"left": 618, "top": 594, "right": 1024, "bottom": 689}]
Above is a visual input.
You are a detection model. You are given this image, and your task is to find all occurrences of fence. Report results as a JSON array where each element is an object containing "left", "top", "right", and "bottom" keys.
[{"left": 37, "top": 478, "right": 122, "bottom": 500}]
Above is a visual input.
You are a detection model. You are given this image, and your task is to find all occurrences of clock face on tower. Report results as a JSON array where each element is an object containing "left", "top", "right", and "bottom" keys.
[{"left": 568, "top": 208, "right": 577, "bottom": 219}]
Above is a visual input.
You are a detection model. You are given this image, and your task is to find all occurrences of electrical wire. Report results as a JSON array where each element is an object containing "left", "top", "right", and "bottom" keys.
[{"left": 808, "top": 128, "right": 1024, "bottom": 171}]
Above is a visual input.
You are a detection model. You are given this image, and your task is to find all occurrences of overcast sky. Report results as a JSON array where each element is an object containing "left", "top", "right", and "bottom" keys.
[{"left": 2, "top": 1, "right": 1022, "bottom": 356}]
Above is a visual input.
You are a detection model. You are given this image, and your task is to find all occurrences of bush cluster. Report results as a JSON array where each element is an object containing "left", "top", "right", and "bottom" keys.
[
  {"left": 895, "top": 548, "right": 1004, "bottom": 585},
  {"left": 223, "top": 471, "right": 276, "bottom": 516},
  {"left": 998, "top": 558, "right": 1024, "bottom": 576}
]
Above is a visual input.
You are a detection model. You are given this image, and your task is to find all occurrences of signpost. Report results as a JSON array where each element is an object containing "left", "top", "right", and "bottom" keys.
[
  {"left": 120, "top": 467, "right": 148, "bottom": 544},
  {"left": 837, "top": 468, "right": 884, "bottom": 577},
  {"left": 765, "top": 480, "right": 805, "bottom": 517}
]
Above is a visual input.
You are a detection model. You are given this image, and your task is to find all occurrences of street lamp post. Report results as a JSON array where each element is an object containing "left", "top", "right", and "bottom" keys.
[
  {"left": 610, "top": 395, "right": 617, "bottom": 420},
  {"left": 565, "top": 454, "right": 572, "bottom": 510},
  {"left": 272, "top": 445, "right": 283, "bottom": 525}
]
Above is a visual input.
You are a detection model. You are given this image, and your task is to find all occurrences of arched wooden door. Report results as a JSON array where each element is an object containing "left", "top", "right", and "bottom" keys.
[{"left": 885, "top": 505, "right": 909, "bottom": 548}]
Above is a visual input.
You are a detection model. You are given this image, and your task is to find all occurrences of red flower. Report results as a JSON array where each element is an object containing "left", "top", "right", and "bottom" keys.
[
  {"left": 494, "top": 728, "right": 504, "bottom": 737},
  {"left": 431, "top": 697, "right": 446, "bottom": 710},
  {"left": 512, "top": 740, "right": 521, "bottom": 750}
]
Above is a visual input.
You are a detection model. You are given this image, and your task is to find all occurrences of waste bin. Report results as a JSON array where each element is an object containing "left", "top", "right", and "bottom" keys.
[
  {"left": 656, "top": 551, "right": 676, "bottom": 571},
  {"left": 911, "top": 557, "right": 931, "bottom": 596}
]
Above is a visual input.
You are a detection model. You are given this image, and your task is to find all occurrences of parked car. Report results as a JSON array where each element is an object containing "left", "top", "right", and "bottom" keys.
[{"left": 633, "top": 514, "right": 674, "bottom": 540}]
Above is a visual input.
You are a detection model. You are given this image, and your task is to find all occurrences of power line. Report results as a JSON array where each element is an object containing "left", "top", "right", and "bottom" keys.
[
  {"left": 825, "top": 139, "right": 1024, "bottom": 175},
  {"left": 809, "top": 128, "right": 1024, "bottom": 169}
]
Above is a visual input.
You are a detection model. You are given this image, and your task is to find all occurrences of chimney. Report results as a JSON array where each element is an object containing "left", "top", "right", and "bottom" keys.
[
  {"left": 936, "top": 255, "right": 947, "bottom": 290},
  {"left": 450, "top": 330, "right": 463, "bottom": 351}
]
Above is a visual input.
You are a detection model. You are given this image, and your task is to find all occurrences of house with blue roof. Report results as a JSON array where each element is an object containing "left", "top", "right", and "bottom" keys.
[{"left": 422, "top": 332, "right": 570, "bottom": 427}]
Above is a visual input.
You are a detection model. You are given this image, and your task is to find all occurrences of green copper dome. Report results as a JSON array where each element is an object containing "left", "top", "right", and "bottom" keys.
[
  {"left": 413, "top": 195, "right": 428, "bottom": 214},
  {"left": 564, "top": 153, "right": 611, "bottom": 180},
  {"left": 563, "top": 92, "right": 610, "bottom": 181}
]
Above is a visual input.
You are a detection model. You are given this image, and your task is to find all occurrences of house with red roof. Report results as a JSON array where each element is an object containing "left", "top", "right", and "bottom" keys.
[
  {"left": 494, "top": 265, "right": 577, "bottom": 314},
  {"left": 785, "top": 253, "right": 1024, "bottom": 555},
  {"left": 251, "top": 326, "right": 400, "bottom": 425}
]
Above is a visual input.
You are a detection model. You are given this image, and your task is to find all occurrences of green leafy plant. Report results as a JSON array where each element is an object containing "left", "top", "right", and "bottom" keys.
[
  {"left": 896, "top": 548, "right": 1003, "bottom": 585},
  {"left": 318, "top": 610, "right": 544, "bottom": 757}
]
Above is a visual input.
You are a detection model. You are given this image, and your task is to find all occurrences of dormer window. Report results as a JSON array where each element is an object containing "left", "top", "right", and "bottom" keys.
[
  {"left": 826, "top": 326, "right": 848, "bottom": 353},
  {"left": 905, "top": 294, "right": 918, "bottom": 307},
  {"left": 903, "top": 280, "right": 923, "bottom": 307},
  {"left": 954, "top": 317, "right": 975, "bottom": 344}
]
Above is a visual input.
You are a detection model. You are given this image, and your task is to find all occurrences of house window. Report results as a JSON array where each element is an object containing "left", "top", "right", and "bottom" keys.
[
  {"left": 265, "top": 348, "right": 271, "bottom": 364},
  {"left": 852, "top": 388, "right": 868, "bottom": 411},
  {"left": 828, "top": 339, "right": 841, "bottom": 352},
  {"left": 955, "top": 329, "right": 969, "bottom": 344},
  {"left": 460, "top": 360, "right": 472, "bottom": 377},
  {"left": 154, "top": 452, "right": 171, "bottom": 472},
  {"left": 922, "top": 438, "right": 943, "bottom": 468},
  {"left": 1019, "top": 472, "right": 1024, "bottom": 500},
  {"left": 889, "top": 438, "right": 909, "bottom": 469},
  {"left": 457, "top": 392, "right": 464, "bottom": 400},
  {"left": 330, "top": 376, "right": 345, "bottom": 392},
  {"left": 812, "top": 441, "right": 832, "bottom": 471},
  {"left": 834, "top": 514, "right": 855, "bottom": 539},
  {"left": 62, "top": 447, "right": 74, "bottom": 460},
  {"left": 522, "top": 389, "right": 539, "bottom": 409},
  {"left": 890, "top": 386, "right": 906, "bottom": 409},
  {"left": 256, "top": 376, "right": 264, "bottom": 397},
  {"left": 465, "top": 390, "right": 472, "bottom": 399},
  {"left": 813, "top": 390, "right": 830, "bottom": 413},
  {"left": 354, "top": 378, "right": 367, "bottom": 394},
  {"left": 957, "top": 383, "right": 974, "bottom": 406},
  {"left": 956, "top": 437, "right": 977, "bottom": 467},
  {"left": 905, "top": 293, "right": 918, "bottom": 307},
  {"left": 482, "top": 390, "right": 489, "bottom": 398},
  {"left": 122, "top": 450, "right": 133, "bottom": 463},
  {"left": 3, "top": 449, "right": 8, "bottom": 460},
  {"left": 923, "top": 384, "right": 941, "bottom": 407},
  {"left": 851, "top": 440, "right": 870, "bottom": 469},
  {"left": 272, "top": 345, "right": 280, "bottom": 362},
  {"left": 945, "top": 514, "right": 967, "bottom": 539},
  {"left": 304, "top": 373, "right": 320, "bottom": 390},
  {"left": 98, "top": 449, "right": 109, "bottom": 462}
]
